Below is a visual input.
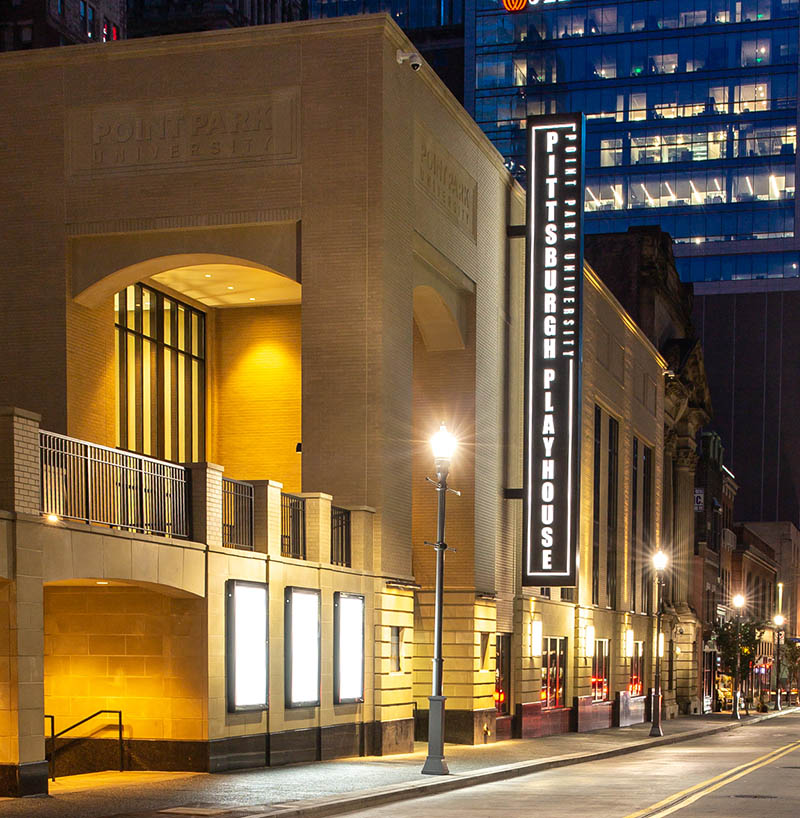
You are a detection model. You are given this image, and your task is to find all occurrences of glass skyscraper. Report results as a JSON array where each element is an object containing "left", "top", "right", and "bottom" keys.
[{"left": 469, "top": 0, "right": 799, "bottom": 283}]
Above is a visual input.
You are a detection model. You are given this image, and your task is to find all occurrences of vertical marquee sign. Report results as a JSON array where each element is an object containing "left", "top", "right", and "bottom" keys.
[{"left": 522, "top": 113, "right": 585, "bottom": 588}]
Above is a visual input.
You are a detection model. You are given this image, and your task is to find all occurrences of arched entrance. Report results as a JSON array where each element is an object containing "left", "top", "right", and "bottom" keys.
[
  {"left": 67, "top": 237, "right": 303, "bottom": 492},
  {"left": 43, "top": 579, "right": 207, "bottom": 776}
]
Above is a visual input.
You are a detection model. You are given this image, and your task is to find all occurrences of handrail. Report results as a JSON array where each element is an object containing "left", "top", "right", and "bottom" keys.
[{"left": 44, "top": 710, "right": 123, "bottom": 781}]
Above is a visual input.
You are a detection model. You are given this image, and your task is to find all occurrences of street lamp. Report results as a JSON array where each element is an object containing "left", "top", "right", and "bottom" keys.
[
  {"left": 732, "top": 593, "right": 745, "bottom": 720},
  {"left": 650, "top": 550, "right": 668, "bottom": 737},
  {"left": 774, "top": 613, "right": 785, "bottom": 711},
  {"left": 422, "top": 423, "right": 458, "bottom": 776}
]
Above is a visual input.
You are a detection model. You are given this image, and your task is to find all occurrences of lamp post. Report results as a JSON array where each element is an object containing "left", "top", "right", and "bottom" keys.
[
  {"left": 422, "top": 423, "right": 457, "bottom": 776},
  {"left": 732, "top": 593, "right": 745, "bottom": 720},
  {"left": 774, "top": 613, "right": 785, "bottom": 711},
  {"left": 650, "top": 550, "right": 668, "bottom": 737}
]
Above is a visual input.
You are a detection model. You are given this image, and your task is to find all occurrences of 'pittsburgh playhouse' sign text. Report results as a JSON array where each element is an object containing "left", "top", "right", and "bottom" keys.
[{"left": 522, "top": 113, "right": 585, "bottom": 587}]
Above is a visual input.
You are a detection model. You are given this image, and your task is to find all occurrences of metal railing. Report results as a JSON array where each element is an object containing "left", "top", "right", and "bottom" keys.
[
  {"left": 281, "top": 493, "right": 306, "bottom": 559},
  {"left": 222, "top": 477, "right": 254, "bottom": 550},
  {"left": 44, "top": 710, "right": 123, "bottom": 781},
  {"left": 40, "top": 430, "right": 189, "bottom": 538},
  {"left": 331, "top": 506, "right": 351, "bottom": 567}
]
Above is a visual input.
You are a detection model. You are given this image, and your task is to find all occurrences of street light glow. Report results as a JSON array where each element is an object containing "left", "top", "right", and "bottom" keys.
[
  {"left": 652, "top": 550, "right": 668, "bottom": 572},
  {"left": 430, "top": 423, "right": 457, "bottom": 460},
  {"left": 774, "top": 614, "right": 785, "bottom": 627},
  {"left": 732, "top": 593, "right": 745, "bottom": 609}
]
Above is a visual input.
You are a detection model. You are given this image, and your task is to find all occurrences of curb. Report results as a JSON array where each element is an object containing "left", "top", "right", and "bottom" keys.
[{"left": 249, "top": 708, "right": 796, "bottom": 818}]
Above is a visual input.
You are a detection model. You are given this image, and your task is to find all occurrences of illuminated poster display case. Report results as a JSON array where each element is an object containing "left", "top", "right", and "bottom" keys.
[
  {"left": 225, "top": 580, "right": 269, "bottom": 712},
  {"left": 333, "top": 592, "right": 365, "bottom": 704},
  {"left": 284, "top": 587, "right": 321, "bottom": 708}
]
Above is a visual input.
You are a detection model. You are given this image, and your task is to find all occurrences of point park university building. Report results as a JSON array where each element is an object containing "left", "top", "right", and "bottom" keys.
[{"left": 0, "top": 15, "right": 691, "bottom": 796}]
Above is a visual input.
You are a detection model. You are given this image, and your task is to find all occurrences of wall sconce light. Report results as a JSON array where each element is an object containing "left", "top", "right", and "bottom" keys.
[
  {"left": 531, "top": 619, "right": 543, "bottom": 658},
  {"left": 625, "top": 628, "right": 634, "bottom": 659},
  {"left": 658, "top": 632, "right": 665, "bottom": 659}
]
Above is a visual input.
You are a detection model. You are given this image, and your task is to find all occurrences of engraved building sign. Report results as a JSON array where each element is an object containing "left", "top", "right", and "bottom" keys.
[{"left": 68, "top": 89, "right": 299, "bottom": 175}]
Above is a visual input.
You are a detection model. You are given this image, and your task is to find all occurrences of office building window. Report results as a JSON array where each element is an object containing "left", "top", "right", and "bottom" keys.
[
  {"left": 87, "top": 4, "right": 95, "bottom": 37},
  {"left": 592, "top": 405, "right": 602, "bottom": 606},
  {"left": 114, "top": 283, "right": 206, "bottom": 463},
  {"left": 629, "top": 641, "right": 644, "bottom": 696},
  {"left": 541, "top": 636, "right": 567, "bottom": 708},
  {"left": 592, "top": 639, "right": 610, "bottom": 701},
  {"left": 607, "top": 416, "right": 619, "bottom": 609}
]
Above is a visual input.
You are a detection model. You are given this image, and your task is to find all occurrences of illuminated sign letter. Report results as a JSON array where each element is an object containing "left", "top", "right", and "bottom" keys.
[{"left": 522, "top": 113, "right": 585, "bottom": 587}]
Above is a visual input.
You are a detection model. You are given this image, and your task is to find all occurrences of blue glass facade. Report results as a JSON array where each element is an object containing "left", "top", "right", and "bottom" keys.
[{"left": 470, "top": 0, "right": 800, "bottom": 282}]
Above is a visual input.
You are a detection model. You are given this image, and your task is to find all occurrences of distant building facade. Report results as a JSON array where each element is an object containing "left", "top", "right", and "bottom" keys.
[{"left": 1, "top": 0, "right": 124, "bottom": 50}]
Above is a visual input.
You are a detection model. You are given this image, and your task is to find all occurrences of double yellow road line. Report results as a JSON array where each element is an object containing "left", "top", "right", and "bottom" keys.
[{"left": 622, "top": 738, "right": 800, "bottom": 818}]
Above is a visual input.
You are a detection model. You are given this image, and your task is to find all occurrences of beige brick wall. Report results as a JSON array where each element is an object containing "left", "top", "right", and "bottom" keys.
[
  {"left": 43, "top": 586, "right": 208, "bottom": 741},
  {"left": 212, "top": 305, "right": 301, "bottom": 491},
  {"left": 65, "top": 295, "right": 116, "bottom": 447}
]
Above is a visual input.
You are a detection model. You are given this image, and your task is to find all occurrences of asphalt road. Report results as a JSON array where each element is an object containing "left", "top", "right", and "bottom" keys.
[{"left": 347, "top": 712, "right": 800, "bottom": 818}]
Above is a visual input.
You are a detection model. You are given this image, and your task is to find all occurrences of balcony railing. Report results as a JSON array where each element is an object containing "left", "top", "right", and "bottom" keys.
[
  {"left": 40, "top": 430, "right": 189, "bottom": 538},
  {"left": 222, "top": 477, "right": 254, "bottom": 550},
  {"left": 281, "top": 493, "right": 306, "bottom": 559},
  {"left": 331, "top": 506, "right": 351, "bottom": 567}
]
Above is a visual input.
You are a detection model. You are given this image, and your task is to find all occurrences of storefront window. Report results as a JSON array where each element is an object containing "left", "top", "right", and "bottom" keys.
[
  {"left": 629, "top": 641, "right": 645, "bottom": 696},
  {"left": 495, "top": 633, "right": 511, "bottom": 714},
  {"left": 541, "top": 636, "right": 567, "bottom": 708},
  {"left": 592, "top": 639, "right": 610, "bottom": 701}
]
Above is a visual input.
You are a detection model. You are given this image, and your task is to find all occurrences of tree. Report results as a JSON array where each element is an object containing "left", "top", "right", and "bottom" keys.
[
  {"left": 782, "top": 640, "right": 800, "bottom": 704},
  {"left": 716, "top": 618, "right": 765, "bottom": 678}
]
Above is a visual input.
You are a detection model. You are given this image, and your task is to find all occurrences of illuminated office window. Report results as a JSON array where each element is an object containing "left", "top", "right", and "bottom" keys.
[{"left": 114, "top": 283, "right": 205, "bottom": 463}]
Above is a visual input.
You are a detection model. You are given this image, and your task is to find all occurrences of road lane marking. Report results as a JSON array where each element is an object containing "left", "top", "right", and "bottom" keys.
[{"left": 621, "top": 739, "right": 800, "bottom": 818}]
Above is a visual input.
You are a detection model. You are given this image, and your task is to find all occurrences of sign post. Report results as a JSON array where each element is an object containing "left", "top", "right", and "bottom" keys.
[{"left": 522, "top": 113, "right": 585, "bottom": 588}]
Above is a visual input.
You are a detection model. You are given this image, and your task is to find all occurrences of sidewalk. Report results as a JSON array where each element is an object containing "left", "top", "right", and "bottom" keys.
[{"left": 3, "top": 709, "right": 795, "bottom": 818}]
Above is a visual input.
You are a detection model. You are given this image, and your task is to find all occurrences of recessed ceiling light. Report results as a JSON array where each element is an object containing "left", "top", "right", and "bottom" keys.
[
  {"left": 249, "top": 297, "right": 256, "bottom": 301},
  {"left": 204, "top": 274, "right": 212, "bottom": 278},
  {"left": 227, "top": 285, "right": 234, "bottom": 290},
  {"left": 96, "top": 580, "right": 109, "bottom": 585}
]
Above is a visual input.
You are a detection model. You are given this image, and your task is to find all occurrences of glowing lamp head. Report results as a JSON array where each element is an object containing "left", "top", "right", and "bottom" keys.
[
  {"left": 652, "top": 550, "right": 668, "bottom": 572},
  {"left": 774, "top": 614, "right": 785, "bottom": 627},
  {"left": 732, "top": 593, "right": 745, "bottom": 610},
  {"left": 46, "top": 513, "right": 59, "bottom": 523},
  {"left": 431, "top": 424, "right": 457, "bottom": 461}
]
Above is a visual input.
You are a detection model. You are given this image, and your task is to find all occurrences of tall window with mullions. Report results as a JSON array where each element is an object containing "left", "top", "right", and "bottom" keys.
[
  {"left": 541, "top": 636, "right": 567, "bottom": 709},
  {"left": 114, "top": 284, "right": 206, "bottom": 463}
]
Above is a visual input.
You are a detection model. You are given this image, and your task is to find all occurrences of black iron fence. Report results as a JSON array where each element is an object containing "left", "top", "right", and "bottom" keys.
[
  {"left": 222, "top": 477, "right": 254, "bottom": 550},
  {"left": 331, "top": 506, "right": 351, "bottom": 567},
  {"left": 39, "top": 430, "right": 189, "bottom": 539},
  {"left": 281, "top": 493, "right": 306, "bottom": 559}
]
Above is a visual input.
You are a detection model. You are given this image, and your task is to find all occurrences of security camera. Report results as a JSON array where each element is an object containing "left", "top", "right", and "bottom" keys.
[{"left": 397, "top": 49, "right": 422, "bottom": 71}]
